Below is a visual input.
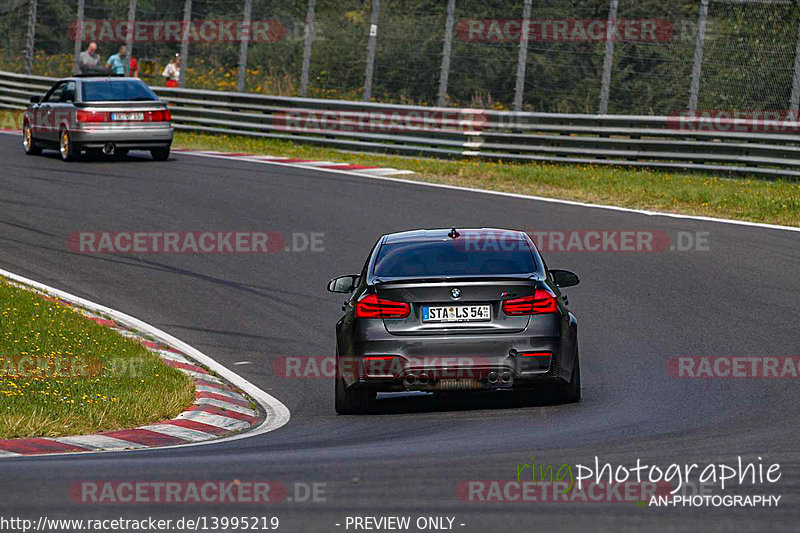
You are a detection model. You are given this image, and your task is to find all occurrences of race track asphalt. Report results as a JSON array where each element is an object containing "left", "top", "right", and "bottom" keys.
[{"left": 0, "top": 134, "right": 799, "bottom": 532}]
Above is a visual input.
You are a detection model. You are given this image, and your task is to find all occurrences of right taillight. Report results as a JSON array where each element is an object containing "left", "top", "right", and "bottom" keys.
[
  {"left": 355, "top": 293, "right": 410, "bottom": 319},
  {"left": 502, "top": 289, "right": 558, "bottom": 316}
]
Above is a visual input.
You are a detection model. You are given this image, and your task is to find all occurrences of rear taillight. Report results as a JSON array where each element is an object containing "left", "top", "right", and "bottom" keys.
[
  {"left": 502, "top": 289, "right": 558, "bottom": 316},
  {"left": 76, "top": 110, "right": 108, "bottom": 123},
  {"left": 145, "top": 109, "right": 171, "bottom": 122},
  {"left": 355, "top": 293, "right": 410, "bottom": 319}
]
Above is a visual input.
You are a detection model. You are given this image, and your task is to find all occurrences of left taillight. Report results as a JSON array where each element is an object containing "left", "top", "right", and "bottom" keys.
[
  {"left": 76, "top": 110, "right": 108, "bottom": 123},
  {"left": 502, "top": 288, "right": 558, "bottom": 316},
  {"left": 355, "top": 293, "right": 410, "bottom": 319}
]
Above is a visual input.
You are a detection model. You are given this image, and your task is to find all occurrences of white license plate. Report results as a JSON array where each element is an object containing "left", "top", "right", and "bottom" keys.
[
  {"left": 422, "top": 305, "right": 491, "bottom": 323},
  {"left": 110, "top": 112, "right": 144, "bottom": 121}
]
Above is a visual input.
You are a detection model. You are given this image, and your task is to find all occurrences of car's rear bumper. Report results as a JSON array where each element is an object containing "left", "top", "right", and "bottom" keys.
[
  {"left": 70, "top": 125, "right": 173, "bottom": 148},
  {"left": 338, "top": 313, "right": 578, "bottom": 392}
]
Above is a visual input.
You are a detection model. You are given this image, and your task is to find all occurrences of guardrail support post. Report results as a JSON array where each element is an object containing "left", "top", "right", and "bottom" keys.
[
  {"left": 598, "top": 0, "right": 618, "bottom": 114},
  {"left": 300, "top": 0, "right": 316, "bottom": 97},
  {"left": 125, "top": 0, "right": 137, "bottom": 77},
  {"left": 512, "top": 0, "right": 532, "bottom": 112},
  {"left": 363, "top": 0, "right": 380, "bottom": 101},
  {"left": 179, "top": 0, "right": 192, "bottom": 87},
  {"left": 23, "top": 0, "right": 37, "bottom": 76},
  {"left": 789, "top": 13, "right": 800, "bottom": 114},
  {"left": 688, "top": 0, "right": 709, "bottom": 112},
  {"left": 437, "top": 0, "right": 456, "bottom": 107},
  {"left": 72, "top": 0, "right": 84, "bottom": 75},
  {"left": 237, "top": 0, "right": 253, "bottom": 93}
]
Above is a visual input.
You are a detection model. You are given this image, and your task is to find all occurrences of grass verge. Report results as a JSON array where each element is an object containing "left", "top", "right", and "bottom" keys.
[
  {"left": 174, "top": 132, "right": 800, "bottom": 227},
  {"left": 0, "top": 278, "right": 195, "bottom": 439}
]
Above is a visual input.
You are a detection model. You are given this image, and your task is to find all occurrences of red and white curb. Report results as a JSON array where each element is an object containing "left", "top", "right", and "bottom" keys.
[
  {"left": 172, "top": 148, "right": 415, "bottom": 176},
  {"left": 0, "top": 268, "right": 290, "bottom": 458}
]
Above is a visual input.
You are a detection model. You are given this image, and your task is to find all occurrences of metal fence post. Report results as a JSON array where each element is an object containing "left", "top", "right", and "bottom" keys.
[
  {"left": 72, "top": 0, "right": 84, "bottom": 75},
  {"left": 512, "top": 0, "right": 533, "bottom": 112},
  {"left": 437, "top": 0, "right": 456, "bottom": 107},
  {"left": 363, "top": 0, "right": 380, "bottom": 101},
  {"left": 23, "top": 0, "right": 37, "bottom": 76},
  {"left": 300, "top": 0, "right": 316, "bottom": 97},
  {"left": 179, "top": 0, "right": 192, "bottom": 87},
  {"left": 688, "top": 0, "right": 709, "bottom": 112},
  {"left": 125, "top": 0, "right": 137, "bottom": 76},
  {"left": 789, "top": 13, "right": 800, "bottom": 114},
  {"left": 598, "top": 0, "right": 618, "bottom": 114},
  {"left": 237, "top": 0, "right": 253, "bottom": 93}
]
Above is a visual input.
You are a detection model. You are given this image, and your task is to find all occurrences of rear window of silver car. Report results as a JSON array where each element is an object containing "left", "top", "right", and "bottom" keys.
[{"left": 81, "top": 80, "right": 158, "bottom": 102}]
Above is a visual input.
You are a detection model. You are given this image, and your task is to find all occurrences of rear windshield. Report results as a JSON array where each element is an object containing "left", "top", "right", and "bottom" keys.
[
  {"left": 81, "top": 80, "right": 158, "bottom": 102},
  {"left": 373, "top": 239, "right": 536, "bottom": 278}
]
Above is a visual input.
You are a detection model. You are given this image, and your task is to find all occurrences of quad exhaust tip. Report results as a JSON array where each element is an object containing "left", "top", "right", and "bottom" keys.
[
  {"left": 487, "top": 371, "right": 499, "bottom": 384},
  {"left": 102, "top": 143, "right": 115, "bottom": 155},
  {"left": 418, "top": 373, "right": 429, "bottom": 385},
  {"left": 404, "top": 374, "right": 416, "bottom": 386},
  {"left": 500, "top": 371, "right": 512, "bottom": 383}
]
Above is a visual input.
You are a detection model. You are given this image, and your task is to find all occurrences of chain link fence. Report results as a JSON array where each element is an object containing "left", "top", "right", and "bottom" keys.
[{"left": 2, "top": 0, "right": 800, "bottom": 115}]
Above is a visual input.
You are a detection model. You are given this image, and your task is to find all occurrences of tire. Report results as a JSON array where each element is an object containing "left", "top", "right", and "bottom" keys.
[
  {"left": 150, "top": 146, "right": 170, "bottom": 161},
  {"left": 335, "top": 372, "right": 376, "bottom": 415},
  {"left": 554, "top": 350, "right": 581, "bottom": 404},
  {"left": 22, "top": 122, "right": 41, "bottom": 155},
  {"left": 59, "top": 128, "right": 77, "bottom": 161}
]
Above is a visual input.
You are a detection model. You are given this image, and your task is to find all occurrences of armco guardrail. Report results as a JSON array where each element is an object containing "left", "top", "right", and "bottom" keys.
[{"left": 2, "top": 69, "right": 800, "bottom": 179}]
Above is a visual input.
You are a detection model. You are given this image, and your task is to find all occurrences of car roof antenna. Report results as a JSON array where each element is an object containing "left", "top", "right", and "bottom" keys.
[{"left": 448, "top": 227, "right": 460, "bottom": 239}]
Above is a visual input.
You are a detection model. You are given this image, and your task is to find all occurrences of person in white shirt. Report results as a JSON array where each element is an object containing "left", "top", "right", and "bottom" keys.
[{"left": 162, "top": 54, "right": 181, "bottom": 87}]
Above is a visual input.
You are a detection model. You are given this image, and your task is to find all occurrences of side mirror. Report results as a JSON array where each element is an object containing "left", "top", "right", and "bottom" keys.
[
  {"left": 550, "top": 269, "right": 580, "bottom": 288},
  {"left": 29, "top": 95, "right": 40, "bottom": 104},
  {"left": 327, "top": 275, "right": 359, "bottom": 293}
]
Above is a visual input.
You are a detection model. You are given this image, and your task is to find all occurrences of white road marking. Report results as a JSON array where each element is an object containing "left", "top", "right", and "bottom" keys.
[
  {"left": 51, "top": 435, "right": 147, "bottom": 451},
  {"left": 177, "top": 411, "right": 250, "bottom": 431},
  {"left": 195, "top": 397, "right": 258, "bottom": 416}
]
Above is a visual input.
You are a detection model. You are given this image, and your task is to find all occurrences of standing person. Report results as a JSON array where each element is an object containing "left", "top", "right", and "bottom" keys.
[
  {"left": 106, "top": 45, "right": 128, "bottom": 76},
  {"left": 162, "top": 53, "right": 181, "bottom": 87},
  {"left": 129, "top": 54, "right": 139, "bottom": 78},
  {"left": 77, "top": 41, "right": 104, "bottom": 74}
]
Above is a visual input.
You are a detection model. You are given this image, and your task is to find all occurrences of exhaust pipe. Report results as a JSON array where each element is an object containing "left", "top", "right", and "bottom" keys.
[
  {"left": 102, "top": 143, "right": 115, "bottom": 155},
  {"left": 487, "top": 371, "right": 499, "bottom": 384},
  {"left": 404, "top": 374, "right": 416, "bottom": 386},
  {"left": 418, "top": 373, "right": 429, "bottom": 385},
  {"left": 500, "top": 371, "right": 512, "bottom": 383}
]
